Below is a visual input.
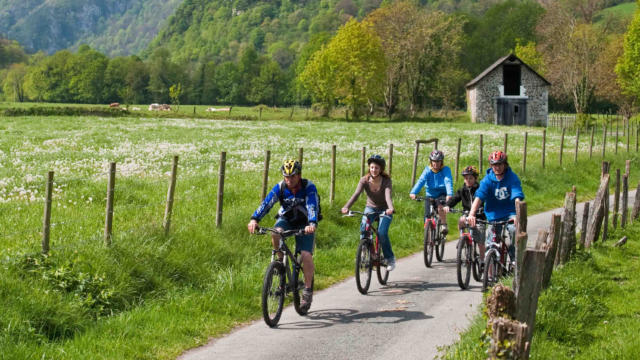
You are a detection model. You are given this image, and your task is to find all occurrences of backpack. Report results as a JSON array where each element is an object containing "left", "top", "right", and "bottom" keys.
[{"left": 278, "top": 179, "right": 323, "bottom": 224}]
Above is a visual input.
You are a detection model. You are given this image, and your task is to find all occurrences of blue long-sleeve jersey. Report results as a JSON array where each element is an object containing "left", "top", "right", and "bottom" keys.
[
  {"left": 474, "top": 167, "right": 525, "bottom": 221},
  {"left": 410, "top": 165, "right": 454, "bottom": 198},
  {"left": 251, "top": 179, "right": 319, "bottom": 224}
]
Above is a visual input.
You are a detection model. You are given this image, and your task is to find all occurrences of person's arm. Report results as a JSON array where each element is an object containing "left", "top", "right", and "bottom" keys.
[
  {"left": 342, "top": 177, "right": 365, "bottom": 213},
  {"left": 410, "top": 167, "right": 429, "bottom": 197},
  {"left": 510, "top": 173, "right": 525, "bottom": 202},
  {"left": 445, "top": 188, "right": 462, "bottom": 211},
  {"left": 304, "top": 182, "right": 319, "bottom": 233},
  {"left": 384, "top": 178, "right": 394, "bottom": 215},
  {"left": 467, "top": 197, "right": 483, "bottom": 228},
  {"left": 444, "top": 167, "right": 454, "bottom": 201},
  {"left": 248, "top": 183, "right": 279, "bottom": 232}
]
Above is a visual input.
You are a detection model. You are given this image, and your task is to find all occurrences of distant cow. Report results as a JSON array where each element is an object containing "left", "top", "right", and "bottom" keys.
[
  {"left": 161, "top": 104, "right": 171, "bottom": 111},
  {"left": 149, "top": 103, "right": 160, "bottom": 111},
  {"left": 206, "top": 107, "right": 231, "bottom": 112},
  {"left": 109, "top": 102, "right": 120, "bottom": 108}
]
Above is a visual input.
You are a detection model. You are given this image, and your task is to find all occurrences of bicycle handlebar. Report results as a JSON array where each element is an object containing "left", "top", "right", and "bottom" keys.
[
  {"left": 412, "top": 196, "right": 446, "bottom": 205},
  {"left": 342, "top": 210, "right": 388, "bottom": 218},
  {"left": 476, "top": 218, "right": 515, "bottom": 226},
  {"left": 255, "top": 227, "right": 306, "bottom": 237},
  {"left": 448, "top": 208, "right": 468, "bottom": 215}
]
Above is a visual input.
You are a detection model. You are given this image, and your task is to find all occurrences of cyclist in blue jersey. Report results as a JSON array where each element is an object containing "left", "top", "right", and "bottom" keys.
[
  {"left": 409, "top": 150, "right": 453, "bottom": 235},
  {"left": 248, "top": 159, "right": 319, "bottom": 311},
  {"left": 467, "top": 151, "right": 524, "bottom": 263}
]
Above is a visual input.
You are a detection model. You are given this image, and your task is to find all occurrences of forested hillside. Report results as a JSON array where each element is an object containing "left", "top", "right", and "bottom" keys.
[{"left": 0, "top": 0, "right": 181, "bottom": 56}]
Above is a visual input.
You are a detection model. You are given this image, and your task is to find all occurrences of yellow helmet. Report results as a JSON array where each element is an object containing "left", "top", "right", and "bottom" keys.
[{"left": 281, "top": 159, "right": 302, "bottom": 176}]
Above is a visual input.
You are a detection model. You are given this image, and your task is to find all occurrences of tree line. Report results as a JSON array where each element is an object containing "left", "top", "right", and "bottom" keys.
[{"left": 1, "top": 0, "right": 639, "bottom": 120}]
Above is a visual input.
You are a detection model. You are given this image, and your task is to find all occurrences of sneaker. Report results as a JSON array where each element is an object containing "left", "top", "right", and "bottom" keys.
[
  {"left": 300, "top": 288, "right": 313, "bottom": 311},
  {"left": 386, "top": 259, "right": 396, "bottom": 271}
]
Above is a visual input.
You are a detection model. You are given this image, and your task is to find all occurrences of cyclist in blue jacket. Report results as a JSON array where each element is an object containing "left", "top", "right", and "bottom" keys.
[
  {"left": 248, "top": 159, "right": 319, "bottom": 311},
  {"left": 467, "top": 151, "right": 524, "bottom": 263},
  {"left": 410, "top": 149, "right": 453, "bottom": 235}
]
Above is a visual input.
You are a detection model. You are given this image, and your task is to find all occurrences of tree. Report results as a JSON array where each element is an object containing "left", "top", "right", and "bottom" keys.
[
  {"left": 616, "top": 3, "right": 640, "bottom": 105},
  {"left": 596, "top": 34, "right": 636, "bottom": 119},
  {"left": 169, "top": 83, "right": 182, "bottom": 110},
  {"left": 2, "top": 63, "right": 27, "bottom": 102},
  {"left": 0, "top": 38, "right": 27, "bottom": 69},
  {"left": 538, "top": 0, "right": 607, "bottom": 115},
  {"left": 249, "top": 60, "right": 286, "bottom": 106},
  {"left": 299, "top": 44, "right": 338, "bottom": 116},
  {"left": 67, "top": 45, "right": 109, "bottom": 103},
  {"left": 514, "top": 39, "right": 546, "bottom": 76}
]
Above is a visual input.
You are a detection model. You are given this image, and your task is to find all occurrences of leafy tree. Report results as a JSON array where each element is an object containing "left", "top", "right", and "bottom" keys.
[
  {"left": 24, "top": 50, "right": 74, "bottom": 102},
  {"left": 214, "top": 61, "right": 243, "bottom": 104},
  {"left": 0, "top": 37, "right": 27, "bottom": 69},
  {"left": 616, "top": 2, "right": 640, "bottom": 104},
  {"left": 2, "top": 63, "right": 27, "bottom": 102},
  {"left": 169, "top": 83, "right": 182, "bottom": 110},
  {"left": 299, "top": 44, "right": 337, "bottom": 115},
  {"left": 249, "top": 60, "right": 286, "bottom": 106},
  {"left": 514, "top": 39, "right": 546, "bottom": 76},
  {"left": 67, "top": 45, "right": 109, "bottom": 103}
]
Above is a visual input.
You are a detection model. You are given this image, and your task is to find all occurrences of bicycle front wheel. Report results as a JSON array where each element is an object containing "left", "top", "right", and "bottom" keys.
[
  {"left": 456, "top": 238, "right": 471, "bottom": 290},
  {"left": 482, "top": 252, "right": 501, "bottom": 292},
  {"left": 376, "top": 250, "right": 390, "bottom": 286},
  {"left": 436, "top": 226, "right": 446, "bottom": 262},
  {"left": 355, "top": 239, "right": 373, "bottom": 294},
  {"left": 261, "top": 261, "right": 286, "bottom": 327},
  {"left": 423, "top": 225, "right": 435, "bottom": 268},
  {"left": 472, "top": 241, "right": 482, "bottom": 282}
]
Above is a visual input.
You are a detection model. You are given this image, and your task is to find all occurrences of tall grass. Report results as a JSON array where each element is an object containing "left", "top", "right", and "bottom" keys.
[{"left": 1, "top": 115, "right": 639, "bottom": 358}]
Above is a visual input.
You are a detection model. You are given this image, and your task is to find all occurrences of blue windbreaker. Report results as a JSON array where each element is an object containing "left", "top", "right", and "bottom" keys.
[
  {"left": 251, "top": 179, "right": 319, "bottom": 224},
  {"left": 410, "top": 165, "right": 454, "bottom": 198},
  {"left": 474, "top": 167, "right": 525, "bottom": 221}
]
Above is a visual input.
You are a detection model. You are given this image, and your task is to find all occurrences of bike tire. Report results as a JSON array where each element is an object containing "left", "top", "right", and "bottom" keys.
[
  {"left": 423, "top": 225, "right": 435, "bottom": 268},
  {"left": 355, "top": 239, "right": 373, "bottom": 294},
  {"left": 261, "top": 261, "right": 286, "bottom": 327},
  {"left": 436, "top": 225, "right": 446, "bottom": 262},
  {"left": 376, "top": 252, "right": 390, "bottom": 285},
  {"left": 472, "top": 241, "right": 482, "bottom": 282},
  {"left": 456, "top": 238, "right": 471, "bottom": 290},
  {"left": 293, "top": 260, "right": 314, "bottom": 315},
  {"left": 482, "top": 252, "right": 501, "bottom": 292}
]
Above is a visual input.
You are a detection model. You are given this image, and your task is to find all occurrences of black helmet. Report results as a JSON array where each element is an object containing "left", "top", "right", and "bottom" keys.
[
  {"left": 281, "top": 159, "right": 302, "bottom": 176},
  {"left": 367, "top": 154, "right": 386, "bottom": 170},
  {"left": 462, "top": 165, "right": 479, "bottom": 177},
  {"left": 429, "top": 150, "right": 444, "bottom": 162}
]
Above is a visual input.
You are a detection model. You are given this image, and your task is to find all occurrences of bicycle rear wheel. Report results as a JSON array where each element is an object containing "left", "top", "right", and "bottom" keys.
[
  {"left": 423, "top": 225, "right": 435, "bottom": 268},
  {"left": 355, "top": 239, "right": 373, "bottom": 294},
  {"left": 293, "top": 258, "right": 313, "bottom": 315},
  {"left": 456, "top": 238, "right": 471, "bottom": 289},
  {"left": 261, "top": 261, "right": 286, "bottom": 327},
  {"left": 436, "top": 225, "right": 446, "bottom": 262},
  {"left": 472, "top": 241, "right": 482, "bottom": 282}
]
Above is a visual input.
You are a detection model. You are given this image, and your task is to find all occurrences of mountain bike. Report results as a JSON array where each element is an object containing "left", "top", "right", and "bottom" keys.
[
  {"left": 255, "top": 226, "right": 313, "bottom": 327},
  {"left": 343, "top": 210, "right": 390, "bottom": 294},
  {"left": 449, "top": 209, "right": 482, "bottom": 289},
  {"left": 478, "top": 218, "right": 515, "bottom": 292},
  {"left": 413, "top": 196, "right": 447, "bottom": 267}
]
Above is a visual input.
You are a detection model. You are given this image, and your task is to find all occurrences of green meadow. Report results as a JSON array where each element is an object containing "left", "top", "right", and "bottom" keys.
[{"left": 1, "top": 113, "right": 639, "bottom": 359}]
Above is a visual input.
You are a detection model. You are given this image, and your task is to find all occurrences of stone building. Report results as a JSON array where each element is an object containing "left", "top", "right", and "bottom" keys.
[{"left": 466, "top": 54, "right": 550, "bottom": 126}]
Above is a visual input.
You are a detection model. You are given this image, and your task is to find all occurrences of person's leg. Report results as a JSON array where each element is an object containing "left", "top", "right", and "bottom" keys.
[
  {"left": 296, "top": 232, "right": 315, "bottom": 309},
  {"left": 507, "top": 216, "right": 517, "bottom": 262},
  {"left": 437, "top": 196, "right": 448, "bottom": 234},
  {"left": 361, "top": 206, "right": 376, "bottom": 238},
  {"left": 474, "top": 223, "right": 486, "bottom": 261},
  {"left": 458, "top": 215, "right": 466, "bottom": 233},
  {"left": 377, "top": 213, "right": 394, "bottom": 262},
  {"left": 272, "top": 219, "right": 291, "bottom": 261}
]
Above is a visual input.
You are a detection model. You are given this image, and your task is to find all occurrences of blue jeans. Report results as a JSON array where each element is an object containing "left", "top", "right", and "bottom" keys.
[
  {"left": 361, "top": 207, "right": 395, "bottom": 262},
  {"left": 485, "top": 215, "right": 516, "bottom": 261}
]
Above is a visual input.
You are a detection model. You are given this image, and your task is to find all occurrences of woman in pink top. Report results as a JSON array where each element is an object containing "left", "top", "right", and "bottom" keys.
[{"left": 341, "top": 155, "right": 396, "bottom": 271}]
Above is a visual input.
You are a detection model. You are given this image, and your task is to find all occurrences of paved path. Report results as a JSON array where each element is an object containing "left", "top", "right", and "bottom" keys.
[{"left": 179, "top": 191, "right": 636, "bottom": 360}]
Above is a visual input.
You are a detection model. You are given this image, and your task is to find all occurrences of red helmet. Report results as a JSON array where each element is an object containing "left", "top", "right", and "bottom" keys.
[{"left": 488, "top": 151, "right": 507, "bottom": 165}]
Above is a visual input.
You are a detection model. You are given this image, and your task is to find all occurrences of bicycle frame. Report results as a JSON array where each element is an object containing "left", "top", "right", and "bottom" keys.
[
  {"left": 481, "top": 220, "right": 512, "bottom": 272},
  {"left": 347, "top": 210, "right": 386, "bottom": 266},
  {"left": 259, "top": 227, "right": 305, "bottom": 289}
]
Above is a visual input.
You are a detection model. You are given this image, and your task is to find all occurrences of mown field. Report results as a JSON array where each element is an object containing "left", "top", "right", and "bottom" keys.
[{"left": 1, "top": 113, "right": 639, "bottom": 359}]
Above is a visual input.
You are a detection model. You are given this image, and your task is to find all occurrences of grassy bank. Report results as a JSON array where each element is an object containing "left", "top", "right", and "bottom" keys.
[
  {"left": 441, "top": 223, "right": 640, "bottom": 359},
  {"left": 1, "top": 115, "right": 639, "bottom": 358}
]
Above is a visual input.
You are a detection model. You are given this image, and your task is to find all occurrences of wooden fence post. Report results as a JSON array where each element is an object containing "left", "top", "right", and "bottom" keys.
[
  {"left": 560, "top": 127, "right": 565, "bottom": 165},
  {"left": 602, "top": 162, "right": 610, "bottom": 242},
  {"left": 261, "top": 151, "right": 270, "bottom": 201},
  {"left": 216, "top": 152, "right": 226, "bottom": 228},
  {"left": 330, "top": 145, "right": 336, "bottom": 205},
  {"left": 632, "top": 182, "right": 640, "bottom": 221},
  {"left": 455, "top": 138, "right": 461, "bottom": 181},
  {"left": 388, "top": 143, "right": 393, "bottom": 178},
  {"left": 614, "top": 169, "right": 620, "bottom": 229},
  {"left": 163, "top": 156, "right": 179, "bottom": 235},
  {"left": 558, "top": 192, "right": 576, "bottom": 265},
  {"left": 104, "top": 162, "right": 116, "bottom": 246},
  {"left": 590, "top": 126, "right": 595, "bottom": 159},
  {"left": 504, "top": 133, "right": 508, "bottom": 154},
  {"left": 626, "top": 159, "right": 631, "bottom": 177},
  {"left": 622, "top": 174, "right": 629, "bottom": 228},
  {"left": 479, "top": 134, "right": 484, "bottom": 174},
  {"left": 602, "top": 125, "right": 607, "bottom": 158},
  {"left": 514, "top": 200, "right": 527, "bottom": 296},
  {"left": 544, "top": 214, "right": 561, "bottom": 287},
  {"left": 412, "top": 141, "right": 420, "bottom": 186},
  {"left": 361, "top": 146, "right": 366, "bottom": 177},
  {"left": 627, "top": 120, "right": 630, "bottom": 152},
  {"left": 259, "top": 107, "right": 262, "bottom": 121},
  {"left": 636, "top": 126, "right": 639, "bottom": 152},
  {"left": 289, "top": 107, "right": 294, "bottom": 120},
  {"left": 574, "top": 128, "right": 579, "bottom": 163},
  {"left": 580, "top": 202, "right": 590, "bottom": 249},
  {"left": 298, "top": 147, "right": 304, "bottom": 166},
  {"left": 585, "top": 174, "right": 610, "bottom": 247},
  {"left": 515, "top": 248, "right": 547, "bottom": 350},
  {"left": 616, "top": 119, "right": 619, "bottom": 154},
  {"left": 42, "top": 171, "right": 54, "bottom": 255},
  {"left": 522, "top": 132, "right": 528, "bottom": 173},
  {"left": 542, "top": 129, "right": 546, "bottom": 169}
]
